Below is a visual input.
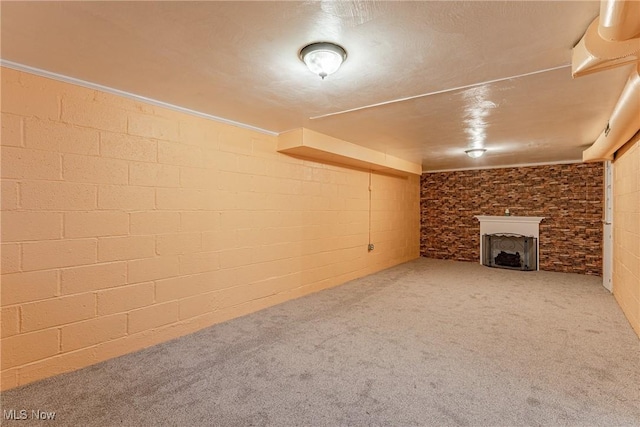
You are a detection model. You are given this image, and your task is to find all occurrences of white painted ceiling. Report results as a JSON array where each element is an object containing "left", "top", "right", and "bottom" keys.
[{"left": 1, "top": 1, "right": 631, "bottom": 171}]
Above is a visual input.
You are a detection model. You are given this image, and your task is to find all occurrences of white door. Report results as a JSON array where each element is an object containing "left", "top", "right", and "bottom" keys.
[{"left": 602, "top": 161, "right": 613, "bottom": 292}]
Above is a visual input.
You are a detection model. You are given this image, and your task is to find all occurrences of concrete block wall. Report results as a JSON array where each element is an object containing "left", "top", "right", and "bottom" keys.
[
  {"left": 0, "top": 68, "right": 420, "bottom": 390},
  {"left": 613, "top": 138, "right": 640, "bottom": 337},
  {"left": 420, "top": 163, "right": 604, "bottom": 276}
]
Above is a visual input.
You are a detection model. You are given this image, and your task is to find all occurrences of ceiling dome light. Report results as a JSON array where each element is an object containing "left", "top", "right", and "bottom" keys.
[
  {"left": 465, "top": 148, "right": 487, "bottom": 158},
  {"left": 299, "top": 42, "right": 347, "bottom": 79}
]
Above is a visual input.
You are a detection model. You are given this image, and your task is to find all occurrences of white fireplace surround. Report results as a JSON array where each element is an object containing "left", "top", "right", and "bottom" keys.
[{"left": 474, "top": 215, "right": 545, "bottom": 270}]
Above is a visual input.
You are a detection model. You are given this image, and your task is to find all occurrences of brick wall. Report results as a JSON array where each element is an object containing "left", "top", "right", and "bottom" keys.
[
  {"left": 612, "top": 138, "right": 640, "bottom": 337},
  {"left": 0, "top": 68, "right": 420, "bottom": 390},
  {"left": 420, "top": 163, "right": 603, "bottom": 275}
]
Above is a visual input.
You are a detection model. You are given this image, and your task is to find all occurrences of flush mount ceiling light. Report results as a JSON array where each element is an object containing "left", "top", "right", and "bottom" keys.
[
  {"left": 299, "top": 42, "right": 347, "bottom": 79},
  {"left": 465, "top": 148, "right": 487, "bottom": 158}
]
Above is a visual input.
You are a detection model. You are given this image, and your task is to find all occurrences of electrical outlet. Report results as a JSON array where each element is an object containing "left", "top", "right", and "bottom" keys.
[{"left": 368, "top": 243, "right": 374, "bottom": 251}]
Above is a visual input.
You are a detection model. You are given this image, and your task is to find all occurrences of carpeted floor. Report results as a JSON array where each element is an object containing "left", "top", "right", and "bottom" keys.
[{"left": 2, "top": 258, "right": 639, "bottom": 426}]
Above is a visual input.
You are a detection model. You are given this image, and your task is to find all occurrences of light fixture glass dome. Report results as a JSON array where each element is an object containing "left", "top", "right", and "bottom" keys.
[
  {"left": 300, "top": 42, "right": 347, "bottom": 79},
  {"left": 465, "top": 148, "right": 487, "bottom": 158}
]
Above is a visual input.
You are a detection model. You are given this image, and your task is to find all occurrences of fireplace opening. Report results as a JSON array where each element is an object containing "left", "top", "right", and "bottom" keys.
[{"left": 483, "top": 233, "right": 537, "bottom": 271}]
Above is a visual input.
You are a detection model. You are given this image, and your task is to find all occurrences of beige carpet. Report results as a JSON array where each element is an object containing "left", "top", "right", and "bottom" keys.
[{"left": 2, "top": 258, "right": 639, "bottom": 426}]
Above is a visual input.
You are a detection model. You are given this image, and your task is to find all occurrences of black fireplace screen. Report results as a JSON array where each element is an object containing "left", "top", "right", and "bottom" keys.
[{"left": 482, "top": 233, "right": 537, "bottom": 271}]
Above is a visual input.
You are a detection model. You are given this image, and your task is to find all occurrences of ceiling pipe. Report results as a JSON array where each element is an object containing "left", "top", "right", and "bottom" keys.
[
  {"left": 599, "top": 0, "right": 640, "bottom": 41},
  {"left": 572, "top": 0, "right": 640, "bottom": 78},
  {"left": 583, "top": 63, "right": 640, "bottom": 162},
  {"left": 572, "top": 17, "right": 640, "bottom": 77},
  {"left": 577, "top": 0, "right": 640, "bottom": 161}
]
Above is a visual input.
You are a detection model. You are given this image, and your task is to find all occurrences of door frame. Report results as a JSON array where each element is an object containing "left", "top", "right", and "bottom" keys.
[{"left": 602, "top": 160, "right": 613, "bottom": 292}]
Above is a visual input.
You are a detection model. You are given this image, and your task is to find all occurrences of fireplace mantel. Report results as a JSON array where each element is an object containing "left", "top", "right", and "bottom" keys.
[
  {"left": 474, "top": 216, "right": 545, "bottom": 225},
  {"left": 474, "top": 215, "right": 544, "bottom": 270}
]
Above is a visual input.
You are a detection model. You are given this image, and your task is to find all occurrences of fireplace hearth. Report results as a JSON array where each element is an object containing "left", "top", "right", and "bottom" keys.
[{"left": 483, "top": 233, "right": 536, "bottom": 271}]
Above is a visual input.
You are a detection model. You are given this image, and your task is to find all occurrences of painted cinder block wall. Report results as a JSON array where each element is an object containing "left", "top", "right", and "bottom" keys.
[
  {"left": 0, "top": 68, "right": 420, "bottom": 390},
  {"left": 420, "top": 163, "right": 603, "bottom": 276},
  {"left": 612, "top": 137, "right": 640, "bottom": 337}
]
